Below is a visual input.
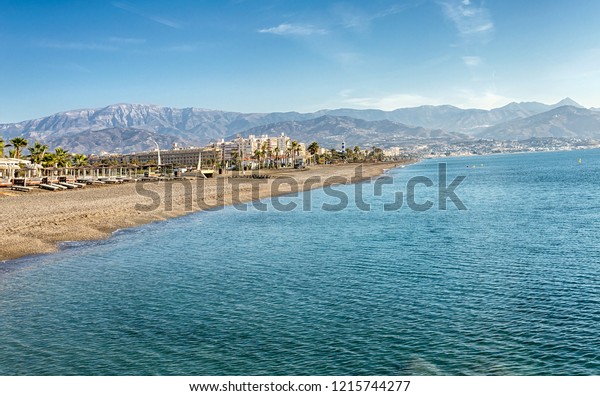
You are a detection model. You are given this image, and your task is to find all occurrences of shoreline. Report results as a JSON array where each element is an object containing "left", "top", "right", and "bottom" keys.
[
  {"left": 0, "top": 161, "right": 414, "bottom": 263},
  {"left": 420, "top": 145, "right": 600, "bottom": 160}
]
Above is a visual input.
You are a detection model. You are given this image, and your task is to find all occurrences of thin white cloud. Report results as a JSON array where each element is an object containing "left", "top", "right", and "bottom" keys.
[
  {"left": 149, "top": 16, "right": 182, "bottom": 29},
  {"left": 109, "top": 37, "right": 146, "bottom": 45},
  {"left": 337, "top": 89, "right": 516, "bottom": 110},
  {"left": 441, "top": 0, "right": 493, "bottom": 40},
  {"left": 38, "top": 40, "right": 117, "bottom": 51},
  {"left": 342, "top": 93, "right": 441, "bottom": 110},
  {"left": 112, "top": 2, "right": 182, "bottom": 29},
  {"left": 462, "top": 55, "right": 482, "bottom": 67},
  {"left": 258, "top": 23, "right": 327, "bottom": 36},
  {"left": 48, "top": 62, "right": 92, "bottom": 74},
  {"left": 332, "top": 3, "right": 413, "bottom": 31},
  {"left": 454, "top": 89, "right": 515, "bottom": 109},
  {"left": 164, "top": 44, "right": 199, "bottom": 52},
  {"left": 332, "top": 51, "right": 364, "bottom": 66},
  {"left": 112, "top": 1, "right": 134, "bottom": 12}
]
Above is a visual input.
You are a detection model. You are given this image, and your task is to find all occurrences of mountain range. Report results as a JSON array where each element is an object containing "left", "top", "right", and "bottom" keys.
[
  {"left": 227, "top": 116, "right": 468, "bottom": 149},
  {"left": 1, "top": 98, "right": 598, "bottom": 154}
]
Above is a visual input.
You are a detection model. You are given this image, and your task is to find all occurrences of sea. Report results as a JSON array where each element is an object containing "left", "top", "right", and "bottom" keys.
[{"left": 0, "top": 149, "right": 598, "bottom": 375}]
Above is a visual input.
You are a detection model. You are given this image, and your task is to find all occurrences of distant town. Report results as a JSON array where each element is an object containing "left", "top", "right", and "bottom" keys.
[
  {"left": 2, "top": 132, "right": 600, "bottom": 185},
  {"left": 384, "top": 137, "right": 600, "bottom": 159},
  {"left": 88, "top": 135, "right": 600, "bottom": 173}
]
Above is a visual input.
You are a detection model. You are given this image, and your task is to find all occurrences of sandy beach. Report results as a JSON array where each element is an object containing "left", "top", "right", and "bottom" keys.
[{"left": 0, "top": 162, "right": 409, "bottom": 261}]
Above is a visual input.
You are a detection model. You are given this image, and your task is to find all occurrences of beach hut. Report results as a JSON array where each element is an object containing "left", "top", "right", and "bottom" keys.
[
  {"left": 0, "top": 158, "right": 32, "bottom": 180},
  {"left": 42, "top": 166, "right": 62, "bottom": 183},
  {"left": 24, "top": 162, "right": 43, "bottom": 178},
  {"left": 0, "top": 159, "right": 18, "bottom": 180}
]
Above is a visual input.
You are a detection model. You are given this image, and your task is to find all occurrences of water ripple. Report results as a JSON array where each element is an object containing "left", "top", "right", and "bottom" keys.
[{"left": 1, "top": 150, "right": 599, "bottom": 375}]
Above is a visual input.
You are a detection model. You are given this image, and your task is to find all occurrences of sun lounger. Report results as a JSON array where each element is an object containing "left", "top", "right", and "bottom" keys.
[
  {"left": 50, "top": 183, "right": 68, "bottom": 190},
  {"left": 40, "top": 184, "right": 59, "bottom": 191},
  {"left": 11, "top": 186, "right": 33, "bottom": 192},
  {"left": 58, "top": 182, "right": 77, "bottom": 189}
]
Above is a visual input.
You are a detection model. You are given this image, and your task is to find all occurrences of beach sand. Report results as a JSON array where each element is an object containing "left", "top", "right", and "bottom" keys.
[{"left": 0, "top": 162, "right": 410, "bottom": 261}]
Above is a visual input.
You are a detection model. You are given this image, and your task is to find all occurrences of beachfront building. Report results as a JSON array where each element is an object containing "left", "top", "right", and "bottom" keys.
[
  {"left": 238, "top": 134, "right": 305, "bottom": 168},
  {"left": 126, "top": 146, "right": 221, "bottom": 169},
  {"left": 89, "top": 133, "right": 307, "bottom": 171}
]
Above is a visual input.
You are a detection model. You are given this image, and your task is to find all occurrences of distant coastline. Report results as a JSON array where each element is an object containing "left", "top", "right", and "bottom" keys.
[{"left": 419, "top": 144, "right": 600, "bottom": 160}]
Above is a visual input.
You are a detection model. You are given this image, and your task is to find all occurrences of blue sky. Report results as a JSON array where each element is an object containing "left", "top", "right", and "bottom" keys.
[{"left": 1, "top": 0, "right": 599, "bottom": 122}]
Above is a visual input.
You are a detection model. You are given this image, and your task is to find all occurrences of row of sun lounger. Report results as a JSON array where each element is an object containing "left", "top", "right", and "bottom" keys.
[
  {"left": 2, "top": 176, "right": 185, "bottom": 193},
  {"left": 38, "top": 182, "right": 85, "bottom": 191},
  {"left": 11, "top": 185, "right": 33, "bottom": 192}
]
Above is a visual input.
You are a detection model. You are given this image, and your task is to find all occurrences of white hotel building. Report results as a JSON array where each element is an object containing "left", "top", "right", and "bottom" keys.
[{"left": 96, "top": 133, "right": 306, "bottom": 170}]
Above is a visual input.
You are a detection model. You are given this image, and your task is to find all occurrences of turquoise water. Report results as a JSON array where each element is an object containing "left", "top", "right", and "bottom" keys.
[{"left": 1, "top": 150, "right": 599, "bottom": 375}]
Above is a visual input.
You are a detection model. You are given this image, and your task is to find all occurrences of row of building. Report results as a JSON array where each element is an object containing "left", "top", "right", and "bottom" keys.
[{"left": 91, "top": 134, "right": 308, "bottom": 171}]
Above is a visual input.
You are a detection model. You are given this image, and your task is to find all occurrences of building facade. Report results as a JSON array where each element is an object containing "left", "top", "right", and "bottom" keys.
[{"left": 90, "top": 134, "right": 306, "bottom": 170}]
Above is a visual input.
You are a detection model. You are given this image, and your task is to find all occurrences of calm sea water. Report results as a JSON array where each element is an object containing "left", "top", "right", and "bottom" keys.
[{"left": 1, "top": 150, "right": 599, "bottom": 375}]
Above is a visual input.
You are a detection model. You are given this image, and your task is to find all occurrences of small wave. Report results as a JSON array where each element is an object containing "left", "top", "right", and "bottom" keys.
[{"left": 407, "top": 357, "right": 445, "bottom": 375}]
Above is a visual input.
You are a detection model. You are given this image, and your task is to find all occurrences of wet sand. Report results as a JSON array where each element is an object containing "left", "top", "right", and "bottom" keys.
[{"left": 0, "top": 162, "right": 410, "bottom": 261}]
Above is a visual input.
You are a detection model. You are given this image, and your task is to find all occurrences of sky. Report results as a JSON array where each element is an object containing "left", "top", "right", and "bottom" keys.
[{"left": 1, "top": 0, "right": 600, "bottom": 123}]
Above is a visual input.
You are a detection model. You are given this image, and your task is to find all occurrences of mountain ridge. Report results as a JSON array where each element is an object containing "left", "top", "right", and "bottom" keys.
[
  {"left": 1, "top": 98, "right": 597, "bottom": 154},
  {"left": 477, "top": 105, "right": 600, "bottom": 140},
  {"left": 226, "top": 115, "right": 469, "bottom": 149}
]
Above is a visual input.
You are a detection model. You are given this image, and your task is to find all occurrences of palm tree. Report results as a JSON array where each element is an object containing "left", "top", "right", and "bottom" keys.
[
  {"left": 42, "top": 152, "right": 58, "bottom": 168},
  {"left": 72, "top": 153, "right": 88, "bottom": 167},
  {"left": 9, "top": 137, "right": 28, "bottom": 159},
  {"left": 307, "top": 141, "right": 319, "bottom": 155},
  {"left": 274, "top": 147, "right": 280, "bottom": 169},
  {"left": 0, "top": 137, "right": 9, "bottom": 157},
  {"left": 53, "top": 147, "right": 71, "bottom": 168},
  {"left": 28, "top": 142, "right": 49, "bottom": 164},
  {"left": 293, "top": 141, "right": 301, "bottom": 158},
  {"left": 329, "top": 148, "right": 340, "bottom": 162},
  {"left": 285, "top": 138, "right": 292, "bottom": 167},
  {"left": 253, "top": 149, "right": 262, "bottom": 169},
  {"left": 346, "top": 148, "right": 353, "bottom": 161},
  {"left": 260, "top": 142, "right": 268, "bottom": 168},
  {"left": 354, "top": 145, "right": 361, "bottom": 161},
  {"left": 307, "top": 141, "right": 319, "bottom": 165},
  {"left": 266, "top": 148, "right": 273, "bottom": 168},
  {"left": 290, "top": 140, "right": 299, "bottom": 167}
]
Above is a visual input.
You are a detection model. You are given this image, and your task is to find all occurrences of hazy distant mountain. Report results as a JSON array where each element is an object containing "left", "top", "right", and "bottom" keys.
[
  {"left": 45, "top": 128, "right": 189, "bottom": 154},
  {"left": 478, "top": 106, "right": 600, "bottom": 140},
  {"left": 552, "top": 97, "right": 584, "bottom": 108},
  {"left": 0, "top": 98, "right": 593, "bottom": 154},
  {"left": 314, "top": 98, "right": 584, "bottom": 133},
  {"left": 228, "top": 115, "right": 468, "bottom": 148},
  {"left": 0, "top": 104, "right": 247, "bottom": 142}
]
